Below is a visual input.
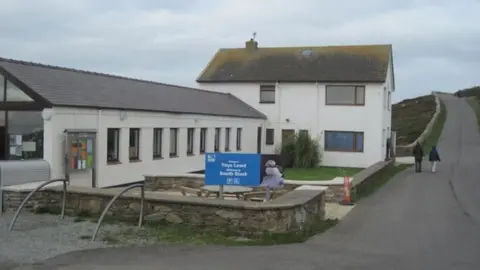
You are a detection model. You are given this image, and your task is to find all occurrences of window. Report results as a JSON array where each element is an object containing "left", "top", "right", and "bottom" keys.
[
  {"left": 6, "top": 81, "right": 34, "bottom": 102},
  {"left": 7, "top": 111, "right": 43, "bottom": 160},
  {"left": 187, "top": 128, "right": 195, "bottom": 155},
  {"left": 299, "top": 129, "right": 309, "bottom": 136},
  {"left": 129, "top": 128, "right": 140, "bottom": 161},
  {"left": 325, "top": 85, "right": 365, "bottom": 105},
  {"left": 214, "top": 128, "right": 221, "bottom": 152},
  {"left": 236, "top": 128, "right": 242, "bottom": 151},
  {"left": 324, "top": 131, "right": 364, "bottom": 152},
  {"left": 169, "top": 128, "right": 178, "bottom": 157},
  {"left": 225, "top": 128, "right": 231, "bottom": 151},
  {"left": 266, "top": 129, "right": 274, "bottom": 145},
  {"left": 107, "top": 128, "right": 120, "bottom": 162},
  {"left": 200, "top": 128, "right": 207, "bottom": 154},
  {"left": 153, "top": 128, "right": 163, "bottom": 159},
  {"left": 259, "top": 85, "right": 275, "bottom": 103}
]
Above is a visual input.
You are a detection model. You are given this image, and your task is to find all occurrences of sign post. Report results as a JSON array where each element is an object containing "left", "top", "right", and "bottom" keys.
[
  {"left": 205, "top": 153, "right": 261, "bottom": 199},
  {"left": 339, "top": 176, "right": 355, "bottom": 205}
]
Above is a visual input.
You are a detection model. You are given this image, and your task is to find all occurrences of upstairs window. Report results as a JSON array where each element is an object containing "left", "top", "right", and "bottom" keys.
[
  {"left": 326, "top": 85, "right": 365, "bottom": 106},
  {"left": 259, "top": 85, "right": 275, "bottom": 103}
]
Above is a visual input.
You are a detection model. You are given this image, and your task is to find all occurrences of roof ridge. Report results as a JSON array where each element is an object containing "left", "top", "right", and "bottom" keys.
[
  {"left": 0, "top": 56, "right": 229, "bottom": 97},
  {"left": 217, "top": 44, "right": 393, "bottom": 50}
]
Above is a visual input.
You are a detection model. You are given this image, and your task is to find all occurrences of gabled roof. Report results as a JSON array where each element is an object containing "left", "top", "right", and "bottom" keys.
[
  {"left": 196, "top": 43, "right": 393, "bottom": 83},
  {"left": 0, "top": 58, "right": 266, "bottom": 119}
]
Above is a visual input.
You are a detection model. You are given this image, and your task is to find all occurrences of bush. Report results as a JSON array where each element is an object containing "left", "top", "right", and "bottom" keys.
[{"left": 281, "top": 132, "right": 321, "bottom": 168}]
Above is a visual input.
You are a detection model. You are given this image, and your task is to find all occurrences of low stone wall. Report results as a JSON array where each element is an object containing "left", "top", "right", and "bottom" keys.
[
  {"left": 284, "top": 183, "right": 343, "bottom": 203},
  {"left": 395, "top": 92, "right": 442, "bottom": 156},
  {"left": 282, "top": 161, "right": 393, "bottom": 202},
  {"left": 144, "top": 174, "right": 205, "bottom": 191},
  {"left": 2, "top": 184, "right": 326, "bottom": 235}
]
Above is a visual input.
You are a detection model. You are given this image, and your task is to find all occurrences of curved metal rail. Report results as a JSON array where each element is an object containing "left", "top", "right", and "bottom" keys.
[
  {"left": 9, "top": 179, "right": 68, "bottom": 231},
  {"left": 91, "top": 183, "right": 145, "bottom": 241}
]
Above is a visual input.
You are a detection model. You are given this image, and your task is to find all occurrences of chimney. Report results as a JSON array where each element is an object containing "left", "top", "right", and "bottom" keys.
[{"left": 245, "top": 38, "right": 258, "bottom": 50}]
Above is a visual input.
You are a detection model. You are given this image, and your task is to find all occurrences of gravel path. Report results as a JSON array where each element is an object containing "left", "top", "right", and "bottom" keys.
[{"left": 0, "top": 211, "right": 106, "bottom": 269}]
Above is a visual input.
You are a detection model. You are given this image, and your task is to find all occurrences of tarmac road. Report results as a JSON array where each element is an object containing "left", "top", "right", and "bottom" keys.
[{"left": 15, "top": 94, "right": 480, "bottom": 270}]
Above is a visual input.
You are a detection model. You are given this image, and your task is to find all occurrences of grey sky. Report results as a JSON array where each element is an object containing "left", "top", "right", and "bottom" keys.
[{"left": 1, "top": 0, "right": 479, "bottom": 102}]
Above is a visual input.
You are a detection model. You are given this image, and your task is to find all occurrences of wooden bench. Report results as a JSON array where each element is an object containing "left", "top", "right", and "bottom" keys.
[{"left": 180, "top": 186, "right": 202, "bottom": 197}]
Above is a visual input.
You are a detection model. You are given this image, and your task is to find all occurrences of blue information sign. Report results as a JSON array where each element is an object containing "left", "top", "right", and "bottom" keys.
[{"left": 205, "top": 153, "right": 261, "bottom": 186}]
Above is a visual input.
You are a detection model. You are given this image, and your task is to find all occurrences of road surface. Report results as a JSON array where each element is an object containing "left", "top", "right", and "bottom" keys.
[{"left": 14, "top": 94, "right": 480, "bottom": 269}]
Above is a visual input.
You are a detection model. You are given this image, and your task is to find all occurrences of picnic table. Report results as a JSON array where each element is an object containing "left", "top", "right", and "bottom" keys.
[{"left": 201, "top": 185, "right": 253, "bottom": 199}]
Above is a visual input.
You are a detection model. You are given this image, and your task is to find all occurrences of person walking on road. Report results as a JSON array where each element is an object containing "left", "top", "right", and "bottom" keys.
[
  {"left": 428, "top": 145, "right": 441, "bottom": 172},
  {"left": 413, "top": 142, "right": 424, "bottom": 172}
]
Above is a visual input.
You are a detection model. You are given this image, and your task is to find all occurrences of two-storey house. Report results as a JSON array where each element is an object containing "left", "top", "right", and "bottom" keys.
[{"left": 196, "top": 39, "right": 395, "bottom": 168}]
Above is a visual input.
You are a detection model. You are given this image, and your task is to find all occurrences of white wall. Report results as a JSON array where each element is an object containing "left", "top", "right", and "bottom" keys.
[
  {"left": 199, "top": 81, "right": 391, "bottom": 168},
  {"left": 42, "top": 107, "right": 263, "bottom": 188}
]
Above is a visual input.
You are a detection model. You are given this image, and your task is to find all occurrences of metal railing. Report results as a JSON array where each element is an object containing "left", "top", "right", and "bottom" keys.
[
  {"left": 91, "top": 183, "right": 145, "bottom": 241},
  {"left": 9, "top": 179, "right": 68, "bottom": 231}
]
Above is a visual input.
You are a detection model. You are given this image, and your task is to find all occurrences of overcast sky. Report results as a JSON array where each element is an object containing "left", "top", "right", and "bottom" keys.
[{"left": 1, "top": 0, "right": 479, "bottom": 102}]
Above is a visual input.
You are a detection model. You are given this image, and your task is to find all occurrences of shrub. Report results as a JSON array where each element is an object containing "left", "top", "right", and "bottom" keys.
[{"left": 281, "top": 132, "right": 321, "bottom": 168}]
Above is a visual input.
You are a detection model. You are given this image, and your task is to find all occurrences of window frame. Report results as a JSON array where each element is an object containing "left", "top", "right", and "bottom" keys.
[
  {"left": 169, "top": 128, "right": 179, "bottom": 157},
  {"left": 325, "top": 85, "right": 365, "bottom": 106},
  {"left": 128, "top": 128, "right": 141, "bottom": 161},
  {"left": 107, "top": 129, "right": 120, "bottom": 163},
  {"left": 259, "top": 84, "right": 276, "bottom": 104},
  {"left": 187, "top": 128, "right": 195, "bottom": 155},
  {"left": 266, "top": 128, "right": 275, "bottom": 145},
  {"left": 324, "top": 131, "right": 364, "bottom": 153},
  {"left": 153, "top": 128, "right": 163, "bottom": 159},
  {"left": 224, "top": 127, "right": 231, "bottom": 152},
  {"left": 200, "top": 128, "right": 207, "bottom": 154},
  {"left": 387, "top": 91, "right": 391, "bottom": 111},
  {"left": 236, "top": 128, "right": 242, "bottom": 151},
  {"left": 214, "top": 128, "right": 221, "bottom": 152}
]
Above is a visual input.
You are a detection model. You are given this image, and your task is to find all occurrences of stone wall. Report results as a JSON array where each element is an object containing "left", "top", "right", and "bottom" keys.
[
  {"left": 395, "top": 92, "right": 442, "bottom": 156},
  {"left": 2, "top": 184, "right": 325, "bottom": 235},
  {"left": 144, "top": 174, "right": 205, "bottom": 191}
]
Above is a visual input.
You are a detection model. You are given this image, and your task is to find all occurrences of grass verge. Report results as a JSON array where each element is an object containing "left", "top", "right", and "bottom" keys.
[
  {"left": 284, "top": 167, "right": 363, "bottom": 180},
  {"left": 422, "top": 99, "right": 447, "bottom": 153},
  {"left": 467, "top": 97, "right": 480, "bottom": 131},
  {"left": 97, "top": 218, "right": 339, "bottom": 246},
  {"left": 352, "top": 163, "right": 411, "bottom": 201}
]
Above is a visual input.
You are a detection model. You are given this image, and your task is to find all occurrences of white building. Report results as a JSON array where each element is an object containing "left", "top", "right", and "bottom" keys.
[
  {"left": 0, "top": 58, "right": 266, "bottom": 188},
  {"left": 197, "top": 39, "right": 395, "bottom": 168}
]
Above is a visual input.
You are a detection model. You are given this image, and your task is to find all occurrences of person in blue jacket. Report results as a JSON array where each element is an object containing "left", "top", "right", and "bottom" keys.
[{"left": 428, "top": 145, "right": 441, "bottom": 172}]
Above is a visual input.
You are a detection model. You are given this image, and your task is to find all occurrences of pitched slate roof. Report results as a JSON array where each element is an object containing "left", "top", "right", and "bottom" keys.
[
  {"left": 0, "top": 57, "right": 266, "bottom": 119},
  {"left": 196, "top": 43, "right": 393, "bottom": 83}
]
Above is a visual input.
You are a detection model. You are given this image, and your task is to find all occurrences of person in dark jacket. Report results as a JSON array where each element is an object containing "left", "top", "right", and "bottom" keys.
[
  {"left": 412, "top": 142, "right": 424, "bottom": 172},
  {"left": 428, "top": 145, "right": 441, "bottom": 172}
]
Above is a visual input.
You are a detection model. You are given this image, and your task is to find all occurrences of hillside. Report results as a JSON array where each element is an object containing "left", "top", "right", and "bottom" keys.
[
  {"left": 454, "top": 86, "right": 480, "bottom": 98},
  {"left": 392, "top": 94, "right": 436, "bottom": 145}
]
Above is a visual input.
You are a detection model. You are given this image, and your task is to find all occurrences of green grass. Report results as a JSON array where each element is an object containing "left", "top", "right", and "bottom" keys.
[
  {"left": 352, "top": 164, "right": 411, "bottom": 201},
  {"left": 467, "top": 97, "right": 480, "bottom": 131},
  {"left": 421, "top": 100, "right": 447, "bottom": 154},
  {"left": 284, "top": 167, "right": 363, "bottom": 180},
  {"left": 96, "top": 218, "right": 339, "bottom": 246}
]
